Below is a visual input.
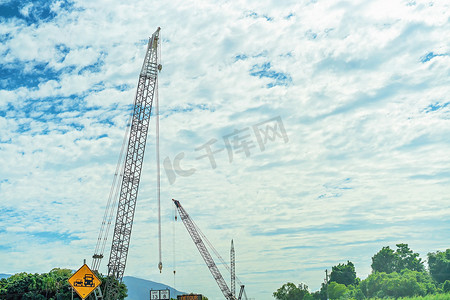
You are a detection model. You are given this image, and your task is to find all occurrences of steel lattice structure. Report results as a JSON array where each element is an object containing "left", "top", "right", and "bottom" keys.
[
  {"left": 231, "top": 239, "right": 236, "bottom": 298},
  {"left": 173, "top": 199, "right": 234, "bottom": 300},
  {"left": 107, "top": 27, "right": 161, "bottom": 282}
]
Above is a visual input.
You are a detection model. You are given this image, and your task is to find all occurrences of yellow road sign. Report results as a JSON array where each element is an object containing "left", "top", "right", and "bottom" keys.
[{"left": 68, "top": 264, "right": 101, "bottom": 299}]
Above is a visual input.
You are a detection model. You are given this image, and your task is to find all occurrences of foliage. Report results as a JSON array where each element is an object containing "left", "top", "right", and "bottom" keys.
[
  {"left": 351, "top": 287, "right": 366, "bottom": 300},
  {"left": 327, "top": 282, "right": 349, "bottom": 299},
  {"left": 330, "top": 261, "right": 357, "bottom": 286},
  {"left": 443, "top": 280, "right": 450, "bottom": 293},
  {"left": 274, "top": 246, "right": 450, "bottom": 300},
  {"left": 0, "top": 269, "right": 73, "bottom": 299},
  {"left": 359, "top": 269, "right": 436, "bottom": 299},
  {"left": 396, "top": 243, "right": 425, "bottom": 272},
  {"left": 428, "top": 249, "right": 450, "bottom": 284},
  {"left": 371, "top": 246, "right": 397, "bottom": 274},
  {"left": 98, "top": 274, "right": 127, "bottom": 300},
  {"left": 371, "top": 244, "right": 425, "bottom": 274},
  {"left": 273, "top": 282, "right": 312, "bottom": 300},
  {"left": 0, "top": 268, "right": 127, "bottom": 300},
  {"left": 311, "top": 283, "right": 327, "bottom": 300},
  {"left": 368, "top": 293, "right": 450, "bottom": 300}
]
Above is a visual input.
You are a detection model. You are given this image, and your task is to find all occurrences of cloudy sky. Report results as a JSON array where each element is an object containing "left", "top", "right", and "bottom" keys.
[{"left": 0, "top": 0, "right": 449, "bottom": 299}]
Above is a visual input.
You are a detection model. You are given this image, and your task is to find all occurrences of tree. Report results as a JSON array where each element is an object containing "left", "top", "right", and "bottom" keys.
[
  {"left": 371, "top": 244, "right": 424, "bottom": 273},
  {"left": 359, "top": 269, "right": 436, "bottom": 299},
  {"left": 97, "top": 274, "right": 127, "bottom": 300},
  {"left": 0, "top": 268, "right": 127, "bottom": 300},
  {"left": 273, "top": 282, "right": 311, "bottom": 300},
  {"left": 371, "top": 246, "right": 397, "bottom": 273},
  {"left": 443, "top": 280, "right": 450, "bottom": 293},
  {"left": 327, "top": 282, "right": 349, "bottom": 299},
  {"left": 311, "top": 283, "right": 327, "bottom": 300},
  {"left": 351, "top": 288, "right": 366, "bottom": 300},
  {"left": 329, "top": 261, "right": 357, "bottom": 286},
  {"left": 395, "top": 243, "right": 425, "bottom": 272},
  {"left": 428, "top": 249, "right": 450, "bottom": 283}
]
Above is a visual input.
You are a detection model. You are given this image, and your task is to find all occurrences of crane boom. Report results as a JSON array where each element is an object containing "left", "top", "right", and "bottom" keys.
[
  {"left": 91, "top": 27, "right": 161, "bottom": 300},
  {"left": 108, "top": 27, "right": 161, "bottom": 281},
  {"left": 173, "top": 199, "right": 234, "bottom": 300}
]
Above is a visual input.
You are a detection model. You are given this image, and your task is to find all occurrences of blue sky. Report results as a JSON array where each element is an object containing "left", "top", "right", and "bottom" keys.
[{"left": 0, "top": 0, "right": 449, "bottom": 299}]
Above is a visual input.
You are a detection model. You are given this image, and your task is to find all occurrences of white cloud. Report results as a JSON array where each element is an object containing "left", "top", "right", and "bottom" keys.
[
  {"left": 0, "top": 0, "right": 449, "bottom": 299},
  {"left": 19, "top": 3, "right": 32, "bottom": 18}
]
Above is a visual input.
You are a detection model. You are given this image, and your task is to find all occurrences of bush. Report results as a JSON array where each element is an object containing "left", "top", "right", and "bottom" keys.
[
  {"left": 327, "top": 282, "right": 349, "bottom": 299},
  {"left": 359, "top": 270, "right": 436, "bottom": 298},
  {"left": 443, "top": 280, "right": 450, "bottom": 293}
]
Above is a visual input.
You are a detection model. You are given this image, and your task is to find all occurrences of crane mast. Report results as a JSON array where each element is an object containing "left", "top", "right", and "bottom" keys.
[{"left": 172, "top": 199, "right": 234, "bottom": 300}]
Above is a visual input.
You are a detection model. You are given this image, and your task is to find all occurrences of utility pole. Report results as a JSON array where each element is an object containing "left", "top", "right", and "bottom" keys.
[{"left": 324, "top": 269, "right": 330, "bottom": 300}]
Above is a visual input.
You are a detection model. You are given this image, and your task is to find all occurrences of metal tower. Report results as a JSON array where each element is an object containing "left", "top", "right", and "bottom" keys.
[{"left": 231, "top": 239, "right": 235, "bottom": 298}]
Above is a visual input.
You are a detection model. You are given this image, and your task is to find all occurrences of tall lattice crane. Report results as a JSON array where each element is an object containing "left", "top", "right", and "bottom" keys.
[
  {"left": 107, "top": 26, "right": 161, "bottom": 281},
  {"left": 91, "top": 27, "right": 162, "bottom": 299},
  {"left": 173, "top": 199, "right": 247, "bottom": 300}
]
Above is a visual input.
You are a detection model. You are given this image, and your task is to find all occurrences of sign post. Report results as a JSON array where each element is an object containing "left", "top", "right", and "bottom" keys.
[{"left": 68, "top": 264, "right": 102, "bottom": 299}]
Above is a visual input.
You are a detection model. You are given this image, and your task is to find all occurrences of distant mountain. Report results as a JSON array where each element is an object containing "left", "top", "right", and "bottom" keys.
[
  {"left": 0, "top": 274, "right": 10, "bottom": 279},
  {"left": 123, "top": 276, "right": 184, "bottom": 300}
]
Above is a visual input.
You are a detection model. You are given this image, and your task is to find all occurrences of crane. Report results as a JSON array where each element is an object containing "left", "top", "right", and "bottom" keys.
[
  {"left": 91, "top": 27, "right": 162, "bottom": 300},
  {"left": 172, "top": 199, "right": 247, "bottom": 300}
]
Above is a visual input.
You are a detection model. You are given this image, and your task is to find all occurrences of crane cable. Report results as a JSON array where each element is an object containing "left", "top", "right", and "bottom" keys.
[
  {"left": 156, "top": 32, "right": 163, "bottom": 273},
  {"left": 172, "top": 202, "right": 177, "bottom": 288},
  {"left": 92, "top": 104, "right": 133, "bottom": 271}
]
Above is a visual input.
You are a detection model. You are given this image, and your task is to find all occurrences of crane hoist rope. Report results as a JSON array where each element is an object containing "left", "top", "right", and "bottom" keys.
[
  {"left": 156, "top": 49, "right": 162, "bottom": 273},
  {"left": 155, "top": 35, "right": 164, "bottom": 276},
  {"left": 92, "top": 108, "right": 132, "bottom": 272},
  {"left": 172, "top": 200, "right": 177, "bottom": 288}
]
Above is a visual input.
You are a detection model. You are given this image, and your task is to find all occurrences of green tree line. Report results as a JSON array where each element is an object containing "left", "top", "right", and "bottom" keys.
[
  {"left": 0, "top": 268, "right": 127, "bottom": 300},
  {"left": 273, "top": 244, "right": 450, "bottom": 300}
]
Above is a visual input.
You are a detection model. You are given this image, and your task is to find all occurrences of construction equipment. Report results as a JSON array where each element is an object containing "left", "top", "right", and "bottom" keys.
[
  {"left": 91, "top": 27, "right": 162, "bottom": 299},
  {"left": 172, "top": 199, "right": 247, "bottom": 300},
  {"left": 231, "top": 240, "right": 235, "bottom": 298}
]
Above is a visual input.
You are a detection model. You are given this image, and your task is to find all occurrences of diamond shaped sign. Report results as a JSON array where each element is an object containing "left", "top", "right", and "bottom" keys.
[{"left": 68, "top": 264, "right": 101, "bottom": 299}]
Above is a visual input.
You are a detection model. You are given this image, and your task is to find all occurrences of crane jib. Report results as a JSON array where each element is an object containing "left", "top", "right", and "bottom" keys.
[
  {"left": 172, "top": 199, "right": 235, "bottom": 300},
  {"left": 91, "top": 27, "right": 162, "bottom": 300}
]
